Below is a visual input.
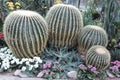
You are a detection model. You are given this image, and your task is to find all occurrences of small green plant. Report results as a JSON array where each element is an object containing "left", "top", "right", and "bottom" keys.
[{"left": 40, "top": 48, "right": 83, "bottom": 79}]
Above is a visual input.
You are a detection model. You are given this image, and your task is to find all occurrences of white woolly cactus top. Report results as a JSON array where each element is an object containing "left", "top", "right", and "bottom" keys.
[{"left": 96, "top": 47, "right": 106, "bottom": 54}]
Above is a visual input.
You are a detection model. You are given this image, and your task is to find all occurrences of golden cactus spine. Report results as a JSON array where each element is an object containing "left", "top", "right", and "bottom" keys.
[
  {"left": 3, "top": 10, "right": 48, "bottom": 58},
  {"left": 46, "top": 4, "right": 83, "bottom": 49},
  {"left": 78, "top": 25, "right": 108, "bottom": 52},
  {"left": 86, "top": 45, "right": 111, "bottom": 70}
]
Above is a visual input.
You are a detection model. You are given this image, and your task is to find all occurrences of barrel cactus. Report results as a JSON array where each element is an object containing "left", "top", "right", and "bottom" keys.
[
  {"left": 78, "top": 25, "right": 108, "bottom": 53},
  {"left": 86, "top": 45, "right": 111, "bottom": 70},
  {"left": 45, "top": 4, "right": 83, "bottom": 49},
  {"left": 3, "top": 10, "right": 48, "bottom": 58}
]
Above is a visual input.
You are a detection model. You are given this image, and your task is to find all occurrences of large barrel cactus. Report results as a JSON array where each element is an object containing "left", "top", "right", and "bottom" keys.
[
  {"left": 3, "top": 10, "right": 48, "bottom": 58},
  {"left": 86, "top": 45, "right": 111, "bottom": 70},
  {"left": 78, "top": 25, "right": 108, "bottom": 53},
  {"left": 45, "top": 4, "right": 83, "bottom": 49}
]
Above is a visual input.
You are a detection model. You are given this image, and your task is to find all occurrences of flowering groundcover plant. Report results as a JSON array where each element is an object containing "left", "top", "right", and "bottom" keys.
[
  {"left": 109, "top": 60, "right": 120, "bottom": 78},
  {"left": 0, "top": 47, "right": 42, "bottom": 76},
  {"left": 77, "top": 64, "right": 106, "bottom": 80},
  {"left": 37, "top": 61, "right": 63, "bottom": 79}
]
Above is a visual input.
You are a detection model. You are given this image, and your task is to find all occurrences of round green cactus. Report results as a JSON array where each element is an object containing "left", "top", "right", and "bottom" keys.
[
  {"left": 78, "top": 25, "right": 108, "bottom": 53},
  {"left": 45, "top": 4, "right": 83, "bottom": 49},
  {"left": 86, "top": 45, "right": 111, "bottom": 70},
  {"left": 3, "top": 10, "right": 48, "bottom": 58}
]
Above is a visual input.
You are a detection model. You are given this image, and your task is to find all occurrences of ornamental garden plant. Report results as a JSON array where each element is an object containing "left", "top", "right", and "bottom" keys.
[{"left": 0, "top": 0, "right": 120, "bottom": 80}]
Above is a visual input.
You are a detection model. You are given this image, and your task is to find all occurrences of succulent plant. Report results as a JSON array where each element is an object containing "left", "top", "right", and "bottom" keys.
[
  {"left": 45, "top": 4, "right": 83, "bottom": 49},
  {"left": 86, "top": 45, "right": 111, "bottom": 71},
  {"left": 3, "top": 10, "right": 48, "bottom": 58},
  {"left": 78, "top": 25, "right": 108, "bottom": 53},
  {"left": 111, "top": 48, "right": 120, "bottom": 61}
]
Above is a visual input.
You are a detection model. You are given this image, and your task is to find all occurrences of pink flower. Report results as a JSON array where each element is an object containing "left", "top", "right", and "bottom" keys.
[
  {"left": 88, "top": 65, "right": 93, "bottom": 69},
  {"left": 109, "top": 66, "right": 119, "bottom": 71},
  {"left": 50, "top": 72, "right": 55, "bottom": 76},
  {"left": 42, "top": 70, "right": 48, "bottom": 75},
  {"left": 90, "top": 67, "right": 99, "bottom": 74},
  {"left": 43, "top": 64, "right": 47, "bottom": 69},
  {"left": 43, "top": 62, "right": 52, "bottom": 69},
  {"left": 91, "top": 67, "right": 97, "bottom": 71},
  {"left": 46, "top": 62, "right": 52, "bottom": 68},
  {"left": 78, "top": 64, "right": 87, "bottom": 70},
  {"left": 111, "top": 60, "right": 120, "bottom": 65}
]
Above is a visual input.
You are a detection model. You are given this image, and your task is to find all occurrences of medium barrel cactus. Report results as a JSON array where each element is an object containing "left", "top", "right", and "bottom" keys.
[
  {"left": 86, "top": 45, "right": 111, "bottom": 70},
  {"left": 78, "top": 25, "right": 108, "bottom": 52},
  {"left": 45, "top": 4, "right": 83, "bottom": 49},
  {"left": 3, "top": 10, "right": 48, "bottom": 58}
]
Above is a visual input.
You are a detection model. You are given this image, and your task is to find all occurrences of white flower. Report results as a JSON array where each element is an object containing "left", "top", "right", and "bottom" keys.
[
  {"left": 11, "top": 60, "right": 15, "bottom": 64},
  {"left": 0, "top": 47, "right": 7, "bottom": 52},
  {"left": 29, "top": 65, "right": 33, "bottom": 71},
  {"left": 1, "top": 60, "right": 10, "bottom": 70},
  {"left": 15, "top": 59, "right": 20, "bottom": 64},
  {"left": 34, "top": 63, "right": 39, "bottom": 68},
  {"left": 21, "top": 66, "right": 26, "bottom": 71},
  {"left": 0, "top": 53, "right": 5, "bottom": 59},
  {"left": 28, "top": 58, "right": 34, "bottom": 62},
  {"left": 21, "top": 58, "right": 29, "bottom": 62},
  {"left": 33, "top": 57, "right": 42, "bottom": 63},
  {"left": 25, "top": 61, "right": 30, "bottom": 65}
]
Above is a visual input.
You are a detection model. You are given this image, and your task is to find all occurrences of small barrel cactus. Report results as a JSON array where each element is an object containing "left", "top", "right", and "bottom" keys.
[
  {"left": 86, "top": 45, "right": 111, "bottom": 70},
  {"left": 45, "top": 4, "right": 83, "bottom": 49},
  {"left": 78, "top": 25, "right": 108, "bottom": 53},
  {"left": 3, "top": 10, "right": 48, "bottom": 58}
]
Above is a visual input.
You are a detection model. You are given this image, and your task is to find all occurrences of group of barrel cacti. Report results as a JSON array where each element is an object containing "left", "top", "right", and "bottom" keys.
[{"left": 3, "top": 4, "right": 111, "bottom": 71}]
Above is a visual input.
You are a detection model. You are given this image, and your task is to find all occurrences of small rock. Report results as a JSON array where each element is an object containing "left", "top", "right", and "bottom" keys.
[
  {"left": 37, "top": 71, "right": 44, "bottom": 78},
  {"left": 106, "top": 70, "right": 115, "bottom": 78},
  {"left": 67, "top": 71, "right": 77, "bottom": 79},
  {"left": 13, "top": 69, "right": 28, "bottom": 78}
]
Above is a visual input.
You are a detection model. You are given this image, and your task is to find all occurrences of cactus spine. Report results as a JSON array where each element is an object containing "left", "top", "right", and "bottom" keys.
[
  {"left": 46, "top": 4, "right": 83, "bottom": 49},
  {"left": 86, "top": 45, "right": 111, "bottom": 70},
  {"left": 78, "top": 25, "right": 108, "bottom": 52},
  {"left": 3, "top": 10, "right": 48, "bottom": 58}
]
